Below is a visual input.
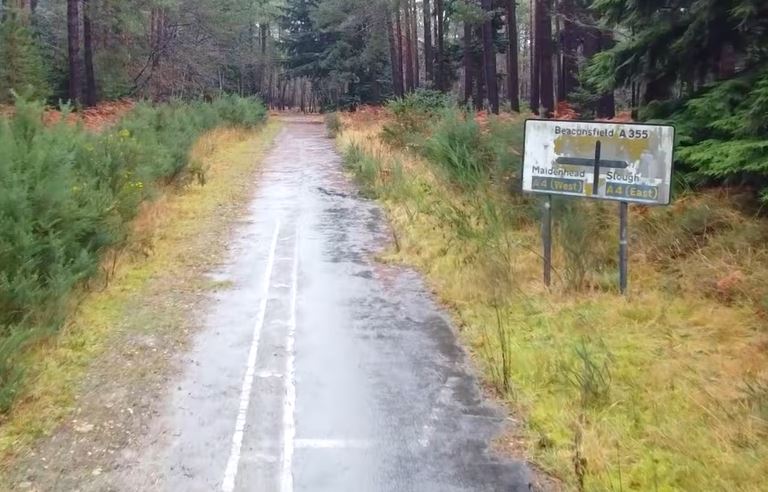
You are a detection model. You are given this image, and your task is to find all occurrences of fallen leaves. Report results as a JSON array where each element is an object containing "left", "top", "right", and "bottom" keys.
[{"left": 42, "top": 100, "right": 135, "bottom": 131}]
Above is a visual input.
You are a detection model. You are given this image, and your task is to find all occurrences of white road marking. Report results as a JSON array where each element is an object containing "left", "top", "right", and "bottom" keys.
[
  {"left": 294, "top": 438, "right": 372, "bottom": 449},
  {"left": 221, "top": 220, "right": 281, "bottom": 492},
  {"left": 280, "top": 228, "right": 299, "bottom": 492},
  {"left": 418, "top": 381, "right": 454, "bottom": 448},
  {"left": 254, "top": 370, "right": 283, "bottom": 378}
]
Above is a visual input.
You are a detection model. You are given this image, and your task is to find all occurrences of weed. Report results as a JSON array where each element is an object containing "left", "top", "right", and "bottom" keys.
[
  {"left": 324, "top": 112, "right": 342, "bottom": 137},
  {"left": 565, "top": 338, "right": 612, "bottom": 410},
  {"left": 480, "top": 306, "right": 516, "bottom": 396}
]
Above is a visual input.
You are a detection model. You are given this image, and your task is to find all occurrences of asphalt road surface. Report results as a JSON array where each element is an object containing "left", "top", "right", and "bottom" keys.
[{"left": 119, "top": 116, "right": 534, "bottom": 491}]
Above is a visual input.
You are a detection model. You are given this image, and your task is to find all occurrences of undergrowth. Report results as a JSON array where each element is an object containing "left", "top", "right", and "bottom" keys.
[
  {"left": 338, "top": 107, "right": 768, "bottom": 491},
  {"left": 0, "top": 95, "right": 267, "bottom": 413},
  {"left": 0, "top": 123, "right": 280, "bottom": 470}
]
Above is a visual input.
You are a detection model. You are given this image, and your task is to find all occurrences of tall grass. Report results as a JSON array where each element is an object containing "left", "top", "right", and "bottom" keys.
[
  {"left": 0, "top": 95, "right": 267, "bottom": 412},
  {"left": 422, "top": 109, "right": 493, "bottom": 188},
  {"left": 337, "top": 108, "right": 768, "bottom": 491},
  {"left": 324, "top": 112, "right": 342, "bottom": 137}
]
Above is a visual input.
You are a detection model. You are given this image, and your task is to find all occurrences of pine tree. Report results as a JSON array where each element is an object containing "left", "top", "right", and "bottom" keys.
[
  {"left": 480, "top": 0, "right": 499, "bottom": 113},
  {"left": 423, "top": 0, "right": 433, "bottom": 83},
  {"left": 67, "top": 0, "right": 83, "bottom": 104},
  {"left": 0, "top": 14, "right": 49, "bottom": 103},
  {"left": 585, "top": 0, "right": 768, "bottom": 199},
  {"left": 505, "top": 0, "right": 519, "bottom": 111}
]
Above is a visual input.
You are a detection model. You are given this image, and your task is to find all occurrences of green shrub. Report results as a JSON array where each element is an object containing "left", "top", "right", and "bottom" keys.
[
  {"left": 325, "top": 112, "right": 342, "bottom": 137},
  {"left": 0, "top": 95, "right": 267, "bottom": 412},
  {"left": 421, "top": 108, "right": 492, "bottom": 188},
  {"left": 0, "top": 17, "right": 50, "bottom": 103},
  {"left": 387, "top": 88, "right": 451, "bottom": 116},
  {"left": 486, "top": 116, "right": 526, "bottom": 176},
  {"left": 211, "top": 94, "right": 268, "bottom": 128},
  {"left": 381, "top": 89, "right": 452, "bottom": 147}
]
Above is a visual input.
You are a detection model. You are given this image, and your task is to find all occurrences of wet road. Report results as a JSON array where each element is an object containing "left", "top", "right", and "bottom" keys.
[{"left": 121, "top": 117, "right": 533, "bottom": 491}]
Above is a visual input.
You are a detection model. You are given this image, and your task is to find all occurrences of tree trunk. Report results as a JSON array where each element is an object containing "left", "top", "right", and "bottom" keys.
[
  {"left": 148, "top": 7, "right": 167, "bottom": 97},
  {"left": 554, "top": 8, "right": 562, "bottom": 101},
  {"left": 423, "top": 0, "right": 433, "bottom": 83},
  {"left": 396, "top": 4, "right": 405, "bottom": 93},
  {"left": 463, "top": 22, "right": 473, "bottom": 104},
  {"left": 410, "top": 0, "right": 419, "bottom": 88},
  {"left": 583, "top": 26, "right": 615, "bottom": 117},
  {"left": 529, "top": 0, "right": 539, "bottom": 114},
  {"left": 83, "top": 0, "right": 97, "bottom": 106},
  {"left": 506, "top": 0, "right": 519, "bottom": 111},
  {"left": 261, "top": 23, "right": 269, "bottom": 55},
  {"left": 67, "top": 0, "right": 82, "bottom": 104},
  {"left": 481, "top": 0, "right": 499, "bottom": 113},
  {"left": 7, "top": 0, "right": 31, "bottom": 24},
  {"left": 536, "top": 0, "right": 554, "bottom": 116},
  {"left": 717, "top": 43, "right": 736, "bottom": 80},
  {"left": 474, "top": 25, "right": 485, "bottom": 108},
  {"left": 596, "top": 30, "right": 615, "bottom": 118},
  {"left": 387, "top": 11, "right": 404, "bottom": 96},
  {"left": 643, "top": 77, "right": 671, "bottom": 104},
  {"left": 559, "top": 0, "right": 578, "bottom": 101},
  {"left": 404, "top": 1, "right": 414, "bottom": 91},
  {"left": 435, "top": 0, "right": 445, "bottom": 91}
]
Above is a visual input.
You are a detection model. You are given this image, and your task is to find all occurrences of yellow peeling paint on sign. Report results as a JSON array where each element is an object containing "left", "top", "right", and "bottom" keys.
[{"left": 523, "top": 119, "right": 675, "bottom": 205}]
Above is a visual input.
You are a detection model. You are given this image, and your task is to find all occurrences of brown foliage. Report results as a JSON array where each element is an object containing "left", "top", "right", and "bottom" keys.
[{"left": 41, "top": 100, "right": 135, "bottom": 131}]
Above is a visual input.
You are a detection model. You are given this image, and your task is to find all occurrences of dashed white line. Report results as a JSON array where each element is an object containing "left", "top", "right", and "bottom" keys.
[
  {"left": 280, "top": 228, "right": 299, "bottom": 492},
  {"left": 221, "top": 220, "right": 281, "bottom": 492},
  {"left": 294, "top": 438, "right": 372, "bottom": 449},
  {"left": 254, "top": 370, "right": 283, "bottom": 378}
]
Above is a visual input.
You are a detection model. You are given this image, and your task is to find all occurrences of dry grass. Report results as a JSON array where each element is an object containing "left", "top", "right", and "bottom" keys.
[
  {"left": 338, "top": 113, "right": 768, "bottom": 491},
  {"left": 0, "top": 122, "right": 280, "bottom": 465}
]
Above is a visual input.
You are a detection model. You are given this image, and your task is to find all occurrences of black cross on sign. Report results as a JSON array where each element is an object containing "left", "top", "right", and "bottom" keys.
[{"left": 554, "top": 141, "right": 629, "bottom": 195}]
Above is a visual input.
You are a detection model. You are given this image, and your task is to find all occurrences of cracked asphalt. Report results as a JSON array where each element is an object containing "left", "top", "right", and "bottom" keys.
[{"left": 12, "top": 116, "right": 536, "bottom": 492}]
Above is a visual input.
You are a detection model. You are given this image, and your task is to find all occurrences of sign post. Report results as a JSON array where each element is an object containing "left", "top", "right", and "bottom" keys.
[
  {"left": 522, "top": 119, "right": 675, "bottom": 294},
  {"left": 542, "top": 194, "right": 552, "bottom": 287},
  {"left": 619, "top": 201, "right": 628, "bottom": 294}
]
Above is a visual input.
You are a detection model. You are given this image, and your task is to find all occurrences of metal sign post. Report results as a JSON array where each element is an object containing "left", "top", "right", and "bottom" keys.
[
  {"left": 619, "top": 201, "right": 628, "bottom": 294},
  {"left": 522, "top": 120, "right": 675, "bottom": 294},
  {"left": 542, "top": 195, "right": 552, "bottom": 287}
]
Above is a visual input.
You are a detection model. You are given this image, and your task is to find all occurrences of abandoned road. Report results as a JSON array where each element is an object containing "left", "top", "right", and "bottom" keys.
[{"left": 15, "top": 117, "right": 535, "bottom": 491}]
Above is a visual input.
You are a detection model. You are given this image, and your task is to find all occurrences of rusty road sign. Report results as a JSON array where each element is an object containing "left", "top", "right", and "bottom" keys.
[
  {"left": 522, "top": 119, "right": 676, "bottom": 295},
  {"left": 522, "top": 120, "right": 675, "bottom": 205}
]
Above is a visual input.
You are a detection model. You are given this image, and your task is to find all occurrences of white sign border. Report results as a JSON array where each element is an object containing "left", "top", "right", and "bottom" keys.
[{"left": 521, "top": 118, "right": 677, "bottom": 206}]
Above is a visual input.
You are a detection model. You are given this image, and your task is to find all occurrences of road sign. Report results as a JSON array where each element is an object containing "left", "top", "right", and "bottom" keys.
[
  {"left": 522, "top": 119, "right": 675, "bottom": 205},
  {"left": 523, "top": 119, "right": 676, "bottom": 295}
]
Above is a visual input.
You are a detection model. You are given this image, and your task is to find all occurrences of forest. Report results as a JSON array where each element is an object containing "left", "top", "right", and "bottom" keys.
[
  {"left": 2, "top": 0, "right": 768, "bottom": 490},
  {"left": 2, "top": 0, "right": 767, "bottom": 196}
]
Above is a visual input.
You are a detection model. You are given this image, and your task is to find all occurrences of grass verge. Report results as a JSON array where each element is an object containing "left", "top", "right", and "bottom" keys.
[
  {"left": 337, "top": 109, "right": 768, "bottom": 491},
  {"left": 0, "top": 121, "right": 280, "bottom": 467}
]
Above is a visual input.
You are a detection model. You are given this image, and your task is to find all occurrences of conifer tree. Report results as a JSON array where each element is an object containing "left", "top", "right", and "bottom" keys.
[{"left": 0, "top": 11, "right": 49, "bottom": 102}]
